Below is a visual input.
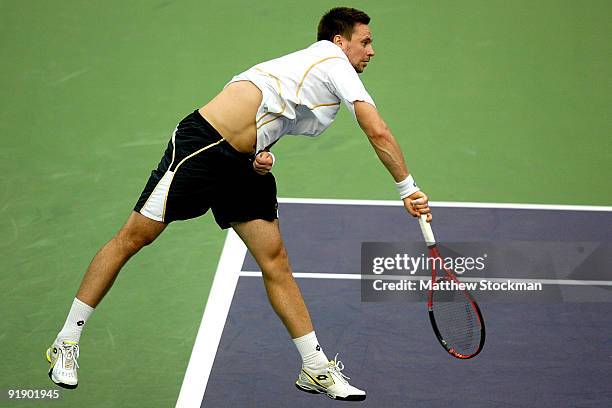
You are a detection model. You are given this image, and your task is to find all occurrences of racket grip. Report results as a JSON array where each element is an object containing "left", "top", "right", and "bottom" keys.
[{"left": 418, "top": 214, "right": 436, "bottom": 247}]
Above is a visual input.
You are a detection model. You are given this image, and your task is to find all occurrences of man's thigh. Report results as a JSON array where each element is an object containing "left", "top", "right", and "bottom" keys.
[{"left": 232, "top": 219, "right": 285, "bottom": 263}]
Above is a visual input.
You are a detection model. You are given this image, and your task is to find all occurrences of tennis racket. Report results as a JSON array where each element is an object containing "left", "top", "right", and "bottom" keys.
[{"left": 418, "top": 215, "right": 485, "bottom": 359}]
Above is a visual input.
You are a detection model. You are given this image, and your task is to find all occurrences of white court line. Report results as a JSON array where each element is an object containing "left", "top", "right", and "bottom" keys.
[
  {"left": 278, "top": 197, "right": 612, "bottom": 212},
  {"left": 176, "top": 230, "right": 247, "bottom": 408},
  {"left": 239, "top": 271, "right": 612, "bottom": 286}
]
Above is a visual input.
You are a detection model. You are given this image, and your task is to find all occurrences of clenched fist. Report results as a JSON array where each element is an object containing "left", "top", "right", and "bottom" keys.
[{"left": 253, "top": 151, "right": 275, "bottom": 175}]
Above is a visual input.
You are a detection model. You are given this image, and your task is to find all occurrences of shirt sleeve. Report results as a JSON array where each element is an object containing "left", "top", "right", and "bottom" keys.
[{"left": 326, "top": 58, "right": 376, "bottom": 118}]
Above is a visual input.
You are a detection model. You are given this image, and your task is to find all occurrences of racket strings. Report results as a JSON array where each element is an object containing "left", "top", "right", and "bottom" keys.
[{"left": 431, "top": 293, "right": 481, "bottom": 355}]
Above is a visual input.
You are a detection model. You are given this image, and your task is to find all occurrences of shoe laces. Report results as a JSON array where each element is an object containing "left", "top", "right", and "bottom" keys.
[
  {"left": 60, "top": 343, "right": 80, "bottom": 370},
  {"left": 328, "top": 354, "right": 350, "bottom": 383}
]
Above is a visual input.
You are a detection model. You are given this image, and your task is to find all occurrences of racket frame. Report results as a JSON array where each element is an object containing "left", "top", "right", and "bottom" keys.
[{"left": 419, "top": 215, "right": 486, "bottom": 359}]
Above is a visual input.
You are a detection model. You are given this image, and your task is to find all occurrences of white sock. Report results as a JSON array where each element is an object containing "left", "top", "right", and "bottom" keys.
[
  {"left": 56, "top": 298, "right": 94, "bottom": 343},
  {"left": 293, "top": 331, "right": 329, "bottom": 370}
]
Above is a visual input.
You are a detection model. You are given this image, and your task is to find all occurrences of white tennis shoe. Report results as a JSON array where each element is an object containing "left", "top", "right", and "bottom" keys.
[
  {"left": 295, "top": 354, "right": 366, "bottom": 401},
  {"left": 46, "top": 340, "right": 79, "bottom": 389}
]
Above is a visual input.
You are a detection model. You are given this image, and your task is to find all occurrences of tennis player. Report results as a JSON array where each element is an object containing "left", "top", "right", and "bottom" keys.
[{"left": 46, "top": 7, "right": 431, "bottom": 401}]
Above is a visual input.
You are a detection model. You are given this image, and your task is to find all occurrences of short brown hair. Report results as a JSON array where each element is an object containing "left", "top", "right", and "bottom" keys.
[{"left": 317, "top": 7, "right": 370, "bottom": 42}]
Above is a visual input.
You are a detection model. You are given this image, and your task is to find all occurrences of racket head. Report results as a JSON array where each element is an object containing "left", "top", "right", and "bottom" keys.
[{"left": 427, "top": 247, "right": 486, "bottom": 359}]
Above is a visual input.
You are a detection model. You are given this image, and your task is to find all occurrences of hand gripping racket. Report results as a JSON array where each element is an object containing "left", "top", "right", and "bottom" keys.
[{"left": 418, "top": 215, "right": 485, "bottom": 359}]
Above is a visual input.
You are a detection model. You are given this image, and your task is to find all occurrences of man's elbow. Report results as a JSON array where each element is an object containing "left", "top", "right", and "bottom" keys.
[{"left": 367, "top": 124, "right": 392, "bottom": 143}]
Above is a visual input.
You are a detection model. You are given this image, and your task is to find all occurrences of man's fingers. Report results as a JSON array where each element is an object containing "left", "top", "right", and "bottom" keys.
[
  {"left": 254, "top": 164, "right": 272, "bottom": 172},
  {"left": 404, "top": 192, "right": 432, "bottom": 221},
  {"left": 411, "top": 197, "right": 430, "bottom": 212},
  {"left": 406, "top": 204, "right": 420, "bottom": 217},
  {"left": 256, "top": 157, "right": 272, "bottom": 165},
  {"left": 252, "top": 152, "right": 274, "bottom": 175},
  {"left": 253, "top": 160, "right": 270, "bottom": 169},
  {"left": 411, "top": 197, "right": 428, "bottom": 206},
  {"left": 255, "top": 159, "right": 272, "bottom": 167},
  {"left": 255, "top": 152, "right": 274, "bottom": 166}
]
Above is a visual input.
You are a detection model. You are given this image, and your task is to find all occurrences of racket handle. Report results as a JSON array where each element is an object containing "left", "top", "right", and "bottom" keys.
[{"left": 418, "top": 214, "right": 436, "bottom": 247}]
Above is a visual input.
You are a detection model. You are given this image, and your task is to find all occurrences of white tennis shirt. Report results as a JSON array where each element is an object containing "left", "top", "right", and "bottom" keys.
[{"left": 227, "top": 40, "right": 376, "bottom": 152}]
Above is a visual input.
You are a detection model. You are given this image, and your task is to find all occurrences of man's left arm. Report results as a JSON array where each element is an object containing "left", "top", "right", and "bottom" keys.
[{"left": 354, "top": 101, "right": 432, "bottom": 221}]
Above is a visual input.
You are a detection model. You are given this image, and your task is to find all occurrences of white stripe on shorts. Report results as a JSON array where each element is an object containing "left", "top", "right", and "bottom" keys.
[{"left": 140, "top": 170, "right": 175, "bottom": 222}]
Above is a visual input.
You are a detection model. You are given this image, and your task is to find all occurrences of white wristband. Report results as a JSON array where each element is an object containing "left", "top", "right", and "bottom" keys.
[
  {"left": 396, "top": 174, "right": 420, "bottom": 199},
  {"left": 268, "top": 151, "right": 276, "bottom": 166}
]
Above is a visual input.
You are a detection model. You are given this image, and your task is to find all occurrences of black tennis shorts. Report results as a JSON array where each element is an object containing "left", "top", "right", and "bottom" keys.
[{"left": 134, "top": 110, "right": 278, "bottom": 229}]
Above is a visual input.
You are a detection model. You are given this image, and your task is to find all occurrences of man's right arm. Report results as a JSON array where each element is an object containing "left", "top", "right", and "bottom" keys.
[{"left": 354, "top": 101, "right": 432, "bottom": 221}]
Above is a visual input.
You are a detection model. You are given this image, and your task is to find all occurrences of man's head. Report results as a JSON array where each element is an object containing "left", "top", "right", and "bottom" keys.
[{"left": 317, "top": 7, "right": 375, "bottom": 73}]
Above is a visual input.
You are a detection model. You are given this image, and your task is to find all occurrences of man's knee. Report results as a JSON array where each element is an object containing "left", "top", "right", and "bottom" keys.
[
  {"left": 114, "top": 230, "right": 152, "bottom": 254},
  {"left": 233, "top": 219, "right": 290, "bottom": 278},
  {"left": 114, "top": 216, "right": 163, "bottom": 254},
  {"left": 260, "top": 244, "right": 291, "bottom": 279}
]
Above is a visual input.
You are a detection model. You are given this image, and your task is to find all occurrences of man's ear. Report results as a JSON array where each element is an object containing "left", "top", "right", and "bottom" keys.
[{"left": 332, "top": 34, "right": 344, "bottom": 48}]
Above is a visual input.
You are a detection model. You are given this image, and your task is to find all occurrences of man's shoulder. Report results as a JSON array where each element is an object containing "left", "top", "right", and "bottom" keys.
[
  {"left": 306, "top": 40, "right": 337, "bottom": 51},
  {"left": 257, "top": 41, "right": 348, "bottom": 73},
  {"left": 305, "top": 40, "right": 346, "bottom": 59},
  {"left": 275, "top": 40, "right": 346, "bottom": 63},
  {"left": 248, "top": 41, "right": 352, "bottom": 87}
]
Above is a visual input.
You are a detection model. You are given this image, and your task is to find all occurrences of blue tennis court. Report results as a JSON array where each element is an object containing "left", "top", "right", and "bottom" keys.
[{"left": 178, "top": 200, "right": 611, "bottom": 408}]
